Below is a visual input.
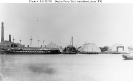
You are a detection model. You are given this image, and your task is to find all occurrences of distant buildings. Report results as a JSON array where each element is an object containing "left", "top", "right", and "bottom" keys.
[
  {"left": 0, "top": 22, "right": 24, "bottom": 49},
  {"left": 0, "top": 22, "right": 131, "bottom": 54},
  {"left": 109, "top": 44, "right": 125, "bottom": 52},
  {"left": 45, "top": 42, "right": 60, "bottom": 50},
  {"left": 128, "top": 46, "right": 133, "bottom": 53}
]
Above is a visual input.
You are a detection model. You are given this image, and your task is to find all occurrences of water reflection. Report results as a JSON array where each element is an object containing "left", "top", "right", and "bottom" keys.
[
  {"left": 28, "top": 63, "right": 56, "bottom": 75},
  {"left": 1, "top": 54, "right": 133, "bottom": 81}
]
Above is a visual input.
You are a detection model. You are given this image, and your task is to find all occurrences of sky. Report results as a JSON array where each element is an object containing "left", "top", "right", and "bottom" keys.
[{"left": 0, "top": 3, "right": 133, "bottom": 48}]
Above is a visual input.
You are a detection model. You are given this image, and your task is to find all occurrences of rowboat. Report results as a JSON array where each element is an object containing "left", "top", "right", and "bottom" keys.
[{"left": 122, "top": 54, "right": 133, "bottom": 60}]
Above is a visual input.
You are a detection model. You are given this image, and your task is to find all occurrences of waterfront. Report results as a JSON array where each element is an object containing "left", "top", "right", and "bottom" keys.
[{"left": 0, "top": 54, "right": 133, "bottom": 81}]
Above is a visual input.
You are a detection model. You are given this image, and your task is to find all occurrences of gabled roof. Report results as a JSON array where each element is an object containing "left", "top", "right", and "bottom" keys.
[
  {"left": 78, "top": 43, "right": 97, "bottom": 50},
  {"left": 46, "top": 42, "right": 59, "bottom": 50},
  {"left": 78, "top": 43, "right": 101, "bottom": 52}
]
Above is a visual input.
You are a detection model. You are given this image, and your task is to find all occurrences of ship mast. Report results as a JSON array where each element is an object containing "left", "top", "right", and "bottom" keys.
[
  {"left": 13, "top": 37, "right": 15, "bottom": 43},
  {"left": 19, "top": 38, "right": 22, "bottom": 44},
  {"left": 30, "top": 36, "right": 33, "bottom": 47},
  {"left": 43, "top": 39, "right": 44, "bottom": 47},
  {"left": 38, "top": 37, "right": 40, "bottom": 47}
]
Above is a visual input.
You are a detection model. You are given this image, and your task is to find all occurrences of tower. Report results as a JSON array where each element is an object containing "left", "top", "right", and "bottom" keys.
[
  {"left": 1, "top": 22, "right": 4, "bottom": 42},
  {"left": 30, "top": 36, "right": 33, "bottom": 47},
  {"left": 9, "top": 34, "right": 11, "bottom": 42}
]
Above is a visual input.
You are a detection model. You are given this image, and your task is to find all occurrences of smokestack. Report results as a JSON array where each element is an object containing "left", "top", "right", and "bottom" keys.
[
  {"left": 9, "top": 34, "right": 11, "bottom": 42},
  {"left": 1, "top": 22, "right": 4, "bottom": 42},
  {"left": 71, "top": 36, "right": 73, "bottom": 46}
]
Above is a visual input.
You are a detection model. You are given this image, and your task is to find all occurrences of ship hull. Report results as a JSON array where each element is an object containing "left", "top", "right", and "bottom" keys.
[
  {"left": 122, "top": 54, "right": 133, "bottom": 60},
  {"left": 1, "top": 50, "right": 61, "bottom": 54}
]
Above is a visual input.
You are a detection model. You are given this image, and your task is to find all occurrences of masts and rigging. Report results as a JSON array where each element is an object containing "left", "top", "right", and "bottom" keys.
[
  {"left": 30, "top": 36, "right": 33, "bottom": 47},
  {"left": 13, "top": 37, "right": 15, "bottom": 43},
  {"left": 19, "top": 38, "right": 22, "bottom": 44},
  {"left": 38, "top": 37, "right": 40, "bottom": 47}
]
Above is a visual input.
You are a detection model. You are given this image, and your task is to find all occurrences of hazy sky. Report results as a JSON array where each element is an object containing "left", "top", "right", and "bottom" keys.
[{"left": 0, "top": 3, "right": 133, "bottom": 47}]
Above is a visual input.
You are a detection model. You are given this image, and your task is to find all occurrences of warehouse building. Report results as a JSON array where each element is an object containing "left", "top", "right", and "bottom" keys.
[{"left": 78, "top": 43, "right": 101, "bottom": 54}]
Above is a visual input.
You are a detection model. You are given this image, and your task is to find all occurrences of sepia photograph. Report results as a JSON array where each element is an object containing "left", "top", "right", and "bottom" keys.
[{"left": 0, "top": 3, "right": 133, "bottom": 81}]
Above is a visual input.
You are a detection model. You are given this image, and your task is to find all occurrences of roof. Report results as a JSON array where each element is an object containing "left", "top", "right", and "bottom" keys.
[
  {"left": 111, "top": 44, "right": 123, "bottom": 47},
  {"left": 78, "top": 43, "right": 101, "bottom": 52},
  {"left": 45, "top": 42, "right": 59, "bottom": 50},
  {"left": 110, "top": 44, "right": 129, "bottom": 52},
  {"left": 110, "top": 44, "right": 124, "bottom": 50},
  {"left": 128, "top": 46, "right": 133, "bottom": 49}
]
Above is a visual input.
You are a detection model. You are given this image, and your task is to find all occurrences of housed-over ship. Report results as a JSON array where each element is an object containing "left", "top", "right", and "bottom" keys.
[{"left": 0, "top": 22, "right": 61, "bottom": 54}]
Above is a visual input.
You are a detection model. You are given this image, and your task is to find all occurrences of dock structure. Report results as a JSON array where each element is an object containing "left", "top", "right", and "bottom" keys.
[{"left": 30, "top": 36, "right": 33, "bottom": 47}]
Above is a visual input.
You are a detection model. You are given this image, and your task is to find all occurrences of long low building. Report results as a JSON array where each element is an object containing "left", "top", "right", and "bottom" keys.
[
  {"left": 109, "top": 44, "right": 129, "bottom": 54},
  {"left": 0, "top": 40, "right": 24, "bottom": 49},
  {"left": 109, "top": 44, "right": 124, "bottom": 52}
]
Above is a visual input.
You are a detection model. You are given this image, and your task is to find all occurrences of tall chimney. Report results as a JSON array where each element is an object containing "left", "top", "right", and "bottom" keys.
[
  {"left": 1, "top": 22, "right": 4, "bottom": 42},
  {"left": 71, "top": 36, "right": 73, "bottom": 46},
  {"left": 9, "top": 34, "right": 11, "bottom": 42}
]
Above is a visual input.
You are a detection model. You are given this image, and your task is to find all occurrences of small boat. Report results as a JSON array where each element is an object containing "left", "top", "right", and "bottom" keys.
[{"left": 122, "top": 54, "right": 133, "bottom": 60}]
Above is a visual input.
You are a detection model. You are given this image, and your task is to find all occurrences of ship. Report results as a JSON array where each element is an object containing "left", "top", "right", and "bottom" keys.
[
  {"left": 62, "top": 37, "right": 78, "bottom": 54},
  {"left": 0, "top": 22, "right": 61, "bottom": 54},
  {"left": 2, "top": 48, "right": 61, "bottom": 54}
]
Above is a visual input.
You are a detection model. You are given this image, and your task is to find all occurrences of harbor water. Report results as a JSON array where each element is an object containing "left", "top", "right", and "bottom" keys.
[{"left": 0, "top": 54, "right": 133, "bottom": 81}]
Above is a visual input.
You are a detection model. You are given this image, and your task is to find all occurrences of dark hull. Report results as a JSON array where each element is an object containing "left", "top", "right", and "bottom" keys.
[
  {"left": 78, "top": 52, "right": 99, "bottom": 54},
  {"left": 62, "top": 51, "right": 77, "bottom": 54},
  {"left": 1, "top": 50, "right": 61, "bottom": 54},
  {"left": 62, "top": 52, "right": 77, "bottom": 54}
]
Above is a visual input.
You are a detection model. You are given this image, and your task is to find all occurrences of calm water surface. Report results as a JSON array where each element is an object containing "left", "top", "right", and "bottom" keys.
[{"left": 0, "top": 54, "right": 133, "bottom": 81}]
